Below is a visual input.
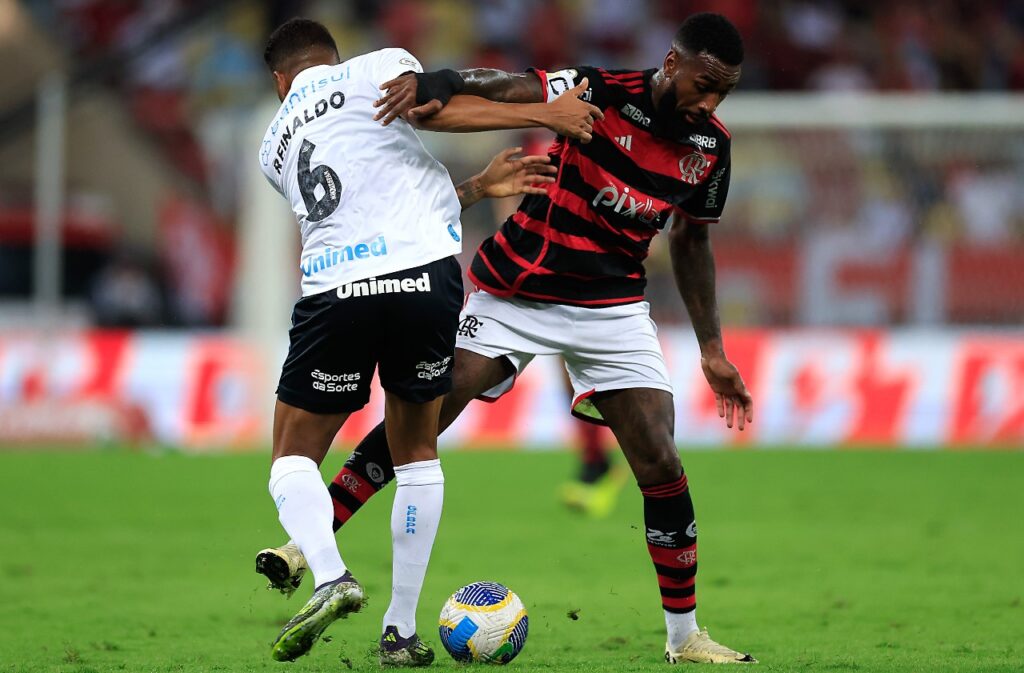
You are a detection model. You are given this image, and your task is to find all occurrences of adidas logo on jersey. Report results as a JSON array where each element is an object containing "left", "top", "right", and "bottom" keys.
[
  {"left": 620, "top": 104, "right": 650, "bottom": 128},
  {"left": 614, "top": 135, "right": 633, "bottom": 151},
  {"left": 336, "top": 272, "right": 431, "bottom": 299}
]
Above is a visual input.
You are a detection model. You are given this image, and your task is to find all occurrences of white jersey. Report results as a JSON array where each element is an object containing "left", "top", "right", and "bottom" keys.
[{"left": 259, "top": 48, "right": 463, "bottom": 296}]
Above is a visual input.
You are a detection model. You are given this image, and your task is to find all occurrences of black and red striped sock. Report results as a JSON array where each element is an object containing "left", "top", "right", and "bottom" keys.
[
  {"left": 327, "top": 422, "right": 395, "bottom": 531},
  {"left": 641, "top": 473, "right": 698, "bottom": 615}
]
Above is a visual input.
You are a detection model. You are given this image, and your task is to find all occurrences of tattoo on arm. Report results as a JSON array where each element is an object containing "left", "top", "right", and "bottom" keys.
[
  {"left": 455, "top": 176, "right": 486, "bottom": 210},
  {"left": 670, "top": 220, "right": 724, "bottom": 355},
  {"left": 459, "top": 68, "right": 544, "bottom": 103}
]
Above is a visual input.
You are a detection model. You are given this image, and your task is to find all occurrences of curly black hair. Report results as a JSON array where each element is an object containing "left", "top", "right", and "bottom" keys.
[{"left": 673, "top": 13, "right": 744, "bottom": 66}]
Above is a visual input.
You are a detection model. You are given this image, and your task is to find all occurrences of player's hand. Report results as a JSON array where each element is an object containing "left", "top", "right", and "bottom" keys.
[
  {"left": 545, "top": 78, "right": 604, "bottom": 143},
  {"left": 700, "top": 354, "right": 753, "bottom": 431},
  {"left": 374, "top": 74, "right": 441, "bottom": 126},
  {"left": 477, "top": 147, "right": 557, "bottom": 199}
]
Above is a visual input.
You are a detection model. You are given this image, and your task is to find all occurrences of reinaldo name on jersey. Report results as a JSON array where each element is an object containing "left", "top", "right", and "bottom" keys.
[{"left": 259, "top": 48, "right": 463, "bottom": 298}]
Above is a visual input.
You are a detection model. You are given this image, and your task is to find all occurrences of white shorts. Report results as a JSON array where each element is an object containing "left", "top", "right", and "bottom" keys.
[{"left": 455, "top": 291, "right": 673, "bottom": 423}]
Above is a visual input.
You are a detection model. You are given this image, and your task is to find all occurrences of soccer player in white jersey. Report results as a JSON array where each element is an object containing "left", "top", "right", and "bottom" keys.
[{"left": 257, "top": 19, "right": 602, "bottom": 665}]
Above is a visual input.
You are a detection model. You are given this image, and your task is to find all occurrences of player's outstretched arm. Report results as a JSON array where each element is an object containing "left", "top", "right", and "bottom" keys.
[
  {"left": 454, "top": 147, "right": 557, "bottom": 210},
  {"left": 668, "top": 215, "right": 754, "bottom": 431},
  {"left": 375, "top": 69, "right": 543, "bottom": 126},
  {"left": 411, "top": 80, "right": 602, "bottom": 141}
]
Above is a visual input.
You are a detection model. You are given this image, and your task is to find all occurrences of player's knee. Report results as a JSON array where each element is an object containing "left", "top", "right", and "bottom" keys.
[{"left": 632, "top": 447, "right": 682, "bottom": 486}]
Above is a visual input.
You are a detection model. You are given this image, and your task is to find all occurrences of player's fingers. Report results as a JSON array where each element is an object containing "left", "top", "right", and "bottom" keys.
[
  {"left": 736, "top": 400, "right": 746, "bottom": 431},
  {"left": 525, "top": 167, "right": 557, "bottom": 178},
  {"left": 523, "top": 185, "right": 550, "bottom": 195},
  {"left": 497, "top": 146, "right": 522, "bottom": 162},
  {"left": 525, "top": 175, "right": 555, "bottom": 185},
  {"left": 381, "top": 93, "right": 413, "bottom": 126},
  {"left": 568, "top": 77, "right": 589, "bottom": 95},
  {"left": 587, "top": 103, "right": 605, "bottom": 120},
  {"left": 725, "top": 398, "right": 735, "bottom": 428},
  {"left": 715, "top": 392, "right": 725, "bottom": 419},
  {"left": 578, "top": 131, "right": 593, "bottom": 143},
  {"left": 375, "top": 96, "right": 399, "bottom": 122},
  {"left": 408, "top": 100, "right": 442, "bottom": 120},
  {"left": 379, "top": 76, "right": 405, "bottom": 92},
  {"left": 518, "top": 154, "right": 552, "bottom": 166}
]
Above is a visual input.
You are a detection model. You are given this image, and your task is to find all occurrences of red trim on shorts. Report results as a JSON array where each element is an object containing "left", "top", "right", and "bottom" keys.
[{"left": 570, "top": 388, "right": 609, "bottom": 427}]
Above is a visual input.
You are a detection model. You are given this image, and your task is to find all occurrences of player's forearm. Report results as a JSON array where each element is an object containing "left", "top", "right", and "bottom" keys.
[
  {"left": 459, "top": 69, "right": 544, "bottom": 103},
  {"left": 454, "top": 175, "right": 486, "bottom": 210},
  {"left": 670, "top": 225, "right": 725, "bottom": 357},
  {"left": 415, "top": 95, "right": 551, "bottom": 133}
]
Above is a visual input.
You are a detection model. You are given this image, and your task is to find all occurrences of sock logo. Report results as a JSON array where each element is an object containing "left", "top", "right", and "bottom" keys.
[
  {"left": 685, "top": 521, "right": 698, "bottom": 538},
  {"left": 274, "top": 495, "right": 286, "bottom": 510},
  {"left": 675, "top": 550, "right": 697, "bottom": 566},
  {"left": 405, "top": 505, "right": 417, "bottom": 534},
  {"left": 366, "top": 462, "right": 385, "bottom": 483},
  {"left": 341, "top": 473, "right": 360, "bottom": 493},
  {"left": 646, "top": 528, "right": 678, "bottom": 547}
]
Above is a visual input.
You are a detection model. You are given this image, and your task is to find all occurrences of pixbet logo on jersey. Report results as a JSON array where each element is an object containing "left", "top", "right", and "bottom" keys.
[{"left": 592, "top": 184, "right": 663, "bottom": 226}]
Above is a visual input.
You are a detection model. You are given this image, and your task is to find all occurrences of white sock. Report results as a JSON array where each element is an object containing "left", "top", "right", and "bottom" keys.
[
  {"left": 382, "top": 459, "right": 444, "bottom": 637},
  {"left": 666, "top": 610, "right": 699, "bottom": 650},
  {"left": 269, "top": 455, "right": 347, "bottom": 588}
]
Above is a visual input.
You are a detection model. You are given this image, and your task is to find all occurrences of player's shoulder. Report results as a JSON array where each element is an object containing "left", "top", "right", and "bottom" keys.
[
  {"left": 594, "top": 67, "right": 649, "bottom": 87},
  {"left": 354, "top": 47, "right": 421, "bottom": 72}
]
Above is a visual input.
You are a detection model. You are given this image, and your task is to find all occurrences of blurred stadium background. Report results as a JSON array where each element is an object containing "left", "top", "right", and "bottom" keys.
[{"left": 2, "top": 0, "right": 1022, "bottom": 450}]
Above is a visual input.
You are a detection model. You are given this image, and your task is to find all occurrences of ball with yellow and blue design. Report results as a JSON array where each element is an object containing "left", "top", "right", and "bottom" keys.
[{"left": 438, "top": 581, "right": 529, "bottom": 664}]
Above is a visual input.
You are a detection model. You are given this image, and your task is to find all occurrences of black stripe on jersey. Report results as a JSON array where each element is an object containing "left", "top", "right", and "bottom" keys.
[
  {"left": 537, "top": 237, "right": 645, "bottom": 278},
  {"left": 515, "top": 268, "right": 645, "bottom": 303},
  {"left": 571, "top": 134, "right": 694, "bottom": 203},
  {"left": 557, "top": 163, "right": 666, "bottom": 234},
  {"left": 546, "top": 202, "right": 652, "bottom": 256},
  {"left": 517, "top": 192, "right": 553, "bottom": 222}
]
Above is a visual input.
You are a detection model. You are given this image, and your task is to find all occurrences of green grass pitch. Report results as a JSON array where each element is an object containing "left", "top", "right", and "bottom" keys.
[{"left": 0, "top": 449, "right": 1022, "bottom": 672}]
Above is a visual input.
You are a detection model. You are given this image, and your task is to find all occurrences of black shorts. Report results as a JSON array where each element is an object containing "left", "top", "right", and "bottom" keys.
[{"left": 277, "top": 256, "right": 463, "bottom": 414}]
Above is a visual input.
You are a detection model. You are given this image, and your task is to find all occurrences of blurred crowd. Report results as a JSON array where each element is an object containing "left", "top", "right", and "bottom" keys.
[{"left": 8, "top": 0, "right": 1024, "bottom": 326}]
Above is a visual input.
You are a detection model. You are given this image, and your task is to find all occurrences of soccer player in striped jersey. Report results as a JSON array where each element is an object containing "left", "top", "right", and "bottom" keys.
[{"left": 258, "top": 13, "right": 756, "bottom": 665}]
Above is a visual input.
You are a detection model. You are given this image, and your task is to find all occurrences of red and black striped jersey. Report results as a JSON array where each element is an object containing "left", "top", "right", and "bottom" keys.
[{"left": 468, "top": 65, "right": 732, "bottom": 307}]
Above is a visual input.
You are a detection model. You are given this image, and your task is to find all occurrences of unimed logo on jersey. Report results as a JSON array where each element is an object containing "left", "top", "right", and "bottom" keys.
[
  {"left": 336, "top": 272, "right": 431, "bottom": 299},
  {"left": 301, "top": 236, "right": 388, "bottom": 277}
]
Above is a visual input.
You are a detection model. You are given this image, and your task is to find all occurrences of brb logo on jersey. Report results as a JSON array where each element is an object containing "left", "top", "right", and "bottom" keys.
[
  {"left": 592, "top": 184, "right": 663, "bottom": 227},
  {"left": 679, "top": 151, "right": 711, "bottom": 186}
]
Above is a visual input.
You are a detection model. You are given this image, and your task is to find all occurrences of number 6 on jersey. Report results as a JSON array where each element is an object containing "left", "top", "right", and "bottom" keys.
[{"left": 298, "top": 139, "right": 342, "bottom": 222}]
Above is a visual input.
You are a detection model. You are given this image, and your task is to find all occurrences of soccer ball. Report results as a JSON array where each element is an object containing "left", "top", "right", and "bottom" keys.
[{"left": 438, "top": 581, "right": 529, "bottom": 664}]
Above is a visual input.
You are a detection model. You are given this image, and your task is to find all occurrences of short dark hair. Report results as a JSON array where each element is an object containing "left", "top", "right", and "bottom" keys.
[
  {"left": 264, "top": 18, "right": 339, "bottom": 72},
  {"left": 673, "top": 13, "right": 744, "bottom": 66}
]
